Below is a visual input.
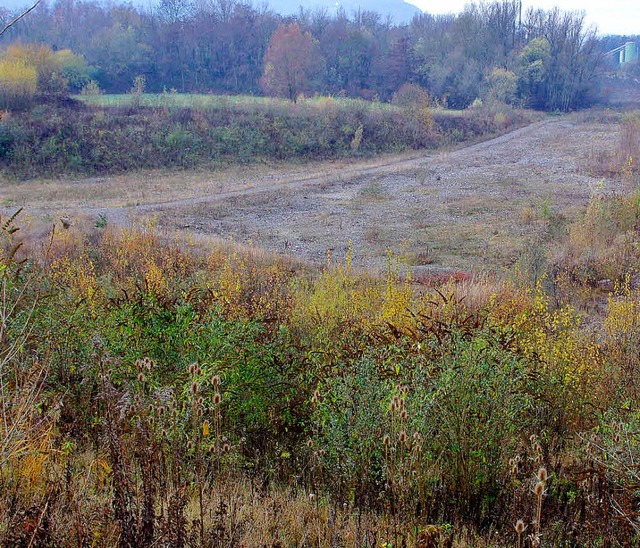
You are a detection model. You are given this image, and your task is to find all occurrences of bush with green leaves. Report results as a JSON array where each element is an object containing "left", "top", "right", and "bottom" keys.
[
  {"left": 0, "top": 99, "right": 533, "bottom": 178},
  {"left": 309, "top": 330, "right": 539, "bottom": 526}
]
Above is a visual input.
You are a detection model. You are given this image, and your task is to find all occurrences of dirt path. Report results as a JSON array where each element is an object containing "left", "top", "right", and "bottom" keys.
[
  {"left": 2, "top": 115, "right": 622, "bottom": 272},
  {"left": 104, "top": 119, "right": 559, "bottom": 213}
]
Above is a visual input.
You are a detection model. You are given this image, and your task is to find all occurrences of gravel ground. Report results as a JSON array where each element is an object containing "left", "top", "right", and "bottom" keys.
[
  {"left": 154, "top": 116, "right": 621, "bottom": 272},
  {"left": 2, "top": 114, "right": 622, "bottom": 273}
]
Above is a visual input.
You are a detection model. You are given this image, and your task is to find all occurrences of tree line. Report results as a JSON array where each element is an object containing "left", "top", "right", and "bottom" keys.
[{"left": 0, "top": 0, "right": 622, "bottom": 111}]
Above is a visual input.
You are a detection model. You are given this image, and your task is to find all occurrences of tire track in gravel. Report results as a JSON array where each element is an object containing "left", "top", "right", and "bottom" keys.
[
  {"left": 3, "top": 116, "right": 620, "bottom": 271},
  {"left": 88, "top": 118, "right": 558, "bottom": 220}
]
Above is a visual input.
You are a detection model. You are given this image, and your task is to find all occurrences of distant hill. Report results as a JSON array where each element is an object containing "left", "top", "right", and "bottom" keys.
[
  {"left": 265, "top": 0, "right": 421, "bottom": 23},
  {"left": 1, "top": 0, "right": 422, "bottom": 24}
]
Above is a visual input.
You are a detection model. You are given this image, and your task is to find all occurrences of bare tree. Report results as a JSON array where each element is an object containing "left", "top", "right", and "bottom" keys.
[
  {"left": 0, "top": 0, "right": 42, "bottom": 38},
  {"left": 525, "top": 8, "right": 601, "bottom": 110}
]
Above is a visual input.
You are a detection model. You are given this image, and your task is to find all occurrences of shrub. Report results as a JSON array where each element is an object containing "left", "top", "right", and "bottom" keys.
[
  {"left": 391, "top": 83, "right": 431, "bottom": 110},
  {"left": 80, "top": 80, "right": 102, "bottom": 95},
  {"left": 0, "top": 97, "right": 529, "bottom": 178},
  {"left": 0, "top": 59, "right": 37, "bottom": 110},
  {"left": 554, "top": 192, "right": 640, "bottom": 285}
]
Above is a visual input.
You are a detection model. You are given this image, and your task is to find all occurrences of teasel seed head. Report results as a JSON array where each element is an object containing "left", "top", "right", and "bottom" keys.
[
  {"left": 400, "top": 409, "right": 408, "bottom": 421},
  {"left": 383, "top": 435, "right": 390, "bottom": 446},
  {"left": 306, "top": 439, "right": 313, "bottom": 448},
  {"left": 196, "top": 367, "right": 202, "bottom": 376},
  {"left": 191, "top": 381, "right": 199, "bottom": 395},
  {"left": 515, "top": 519, "right": 525, "bottom": 534},
  {"left": 137, "top": 372, "right": 146, "bottom": 383},
  {"left": 213, "top": 392, "right": 221, "bottom": 405},
  {"left": 189, "top": 363, "right": 197, "bottom": 376},
  {"left": 537, "top": 467, "right": 548, "bottom": 482},
  {"left": 398, "top": 431, "right": 408, "bottom": 445},
  {"left": 534, "top": 481, "right": 545, "bottom": 497},
  {"left": 211, "top": 375, "right": 221, "bottom": 387},
  {"left": 223, "top": 442, "right": 230, "bottom": 453}
]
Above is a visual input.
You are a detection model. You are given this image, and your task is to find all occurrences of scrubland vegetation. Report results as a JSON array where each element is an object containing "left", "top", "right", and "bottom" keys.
[
  {"left": 0, "top": 92, "right": 530, "bottom": 179},
  {"left": 3, "top": 139, "right": 640, "bottom": 544},
  {"left": 2, "top": 1, "right": 640, "bottom": 546}
]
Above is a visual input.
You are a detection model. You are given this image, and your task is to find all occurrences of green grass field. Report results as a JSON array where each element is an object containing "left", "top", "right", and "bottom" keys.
[{"left": 76, "top": 92, "right": 463, "bottom": 118}]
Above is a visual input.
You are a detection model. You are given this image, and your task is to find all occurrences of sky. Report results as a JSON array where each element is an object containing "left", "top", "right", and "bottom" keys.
[
  {"left": 1, "top": 0, "right": 637, "bottom": 36},
  {"left": 405, "top": 0, "right": 639, "bottom": 36}
]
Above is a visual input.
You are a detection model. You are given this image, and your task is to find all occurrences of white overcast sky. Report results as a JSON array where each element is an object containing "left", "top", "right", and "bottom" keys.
[{"left": 405, "top": 1, "right": 638, "bottom": 36}]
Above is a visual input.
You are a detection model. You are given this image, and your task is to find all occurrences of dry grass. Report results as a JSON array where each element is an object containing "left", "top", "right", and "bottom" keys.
[
  {"left": 0, "top": 465, "right": 500, "bottom": 547},
  {"left": 201, "top": 480, "right": 502, "bottom": 547},
  {"left": 587, "top": 111, "right": 640, "bottom": 186},
  {"left": 0, "top": 149, "right": 430, "bottom": 211}
]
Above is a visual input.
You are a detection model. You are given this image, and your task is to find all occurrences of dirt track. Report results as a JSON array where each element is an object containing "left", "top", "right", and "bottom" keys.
[{"left": 2, "top": 114, "right": 622, "bottom": 272}]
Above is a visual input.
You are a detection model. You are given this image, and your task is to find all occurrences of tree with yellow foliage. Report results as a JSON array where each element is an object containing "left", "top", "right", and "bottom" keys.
[
  {"left": 0, "top": 57, "right": 36, "bottom": 109},
  {"left": 0, "top": 43, "right": 90, "bottom": 108}
]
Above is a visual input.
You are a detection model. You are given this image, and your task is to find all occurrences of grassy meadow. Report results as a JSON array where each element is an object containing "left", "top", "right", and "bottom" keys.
[{"left": 77, "top": 93, "right": 407, "bottom": 114}]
